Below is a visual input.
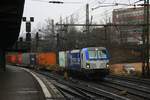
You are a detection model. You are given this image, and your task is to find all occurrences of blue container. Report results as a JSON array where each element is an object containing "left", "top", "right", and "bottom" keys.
[
  {"left": 30, "top": 53, "right": 36, "bottom": 66},
  {"left": 67, "top": 50, "right": 81, "bottom": 71}
]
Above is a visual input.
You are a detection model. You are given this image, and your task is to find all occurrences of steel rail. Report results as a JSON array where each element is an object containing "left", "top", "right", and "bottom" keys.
[
  {"left": 102, "top": 77, "right": 150, "bottom": 100},
  {"left": 38, "top": 71, "right": 108, "bottom": 100},
  {"left": 108, "top": 75, "right": 150, "bottom": 86},
  {"left": 37, "top": 71, "right": 130, "bottom": 100}
]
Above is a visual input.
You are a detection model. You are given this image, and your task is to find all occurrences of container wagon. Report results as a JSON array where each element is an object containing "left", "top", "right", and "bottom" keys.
[{"left": 37, "top": 52, "right": 57, "bottom": 71}]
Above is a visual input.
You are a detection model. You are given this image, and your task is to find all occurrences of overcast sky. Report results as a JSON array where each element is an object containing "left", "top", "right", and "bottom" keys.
[{"left": 20, "top": 0, "right": 140, "bottom": 37}]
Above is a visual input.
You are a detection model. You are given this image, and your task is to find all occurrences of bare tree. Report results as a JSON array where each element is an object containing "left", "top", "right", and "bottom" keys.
[{"left": 31, "top": 18, "right": 57, "bottom": 52}]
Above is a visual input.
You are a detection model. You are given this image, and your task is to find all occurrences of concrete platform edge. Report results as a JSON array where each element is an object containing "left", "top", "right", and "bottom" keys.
[{"left": 21, "top": 68, "right": 52, "bottom": 99}]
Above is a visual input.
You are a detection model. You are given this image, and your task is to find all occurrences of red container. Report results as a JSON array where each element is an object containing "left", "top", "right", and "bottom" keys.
[
  {"left": 17, "top": 53, "right": 22, "bottom": 64},
  {"left": 10, "top": 54, "right": 17, "bottom": 64},
  {"left": 6, "top": 53, "right": 18, "bottom": 64},
  {"left": 6, "top": 55, "right": 11, "bottom": 63}
]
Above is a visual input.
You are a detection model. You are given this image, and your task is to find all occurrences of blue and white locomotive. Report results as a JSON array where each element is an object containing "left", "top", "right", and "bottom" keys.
[{"left": 59, "top": 47, "right": 110, "bottom": 78}]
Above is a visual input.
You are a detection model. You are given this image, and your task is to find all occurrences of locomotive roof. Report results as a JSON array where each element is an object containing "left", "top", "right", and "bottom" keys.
[{"left": 83, "top": 47, "right": 106, "bottom": 50}]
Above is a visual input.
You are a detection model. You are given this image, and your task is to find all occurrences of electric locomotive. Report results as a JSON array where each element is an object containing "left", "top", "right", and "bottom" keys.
[{"left": 59, "top": 47, "right": 110, "bottom": 78}]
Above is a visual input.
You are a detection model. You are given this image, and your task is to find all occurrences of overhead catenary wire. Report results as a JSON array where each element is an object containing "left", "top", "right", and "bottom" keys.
[
  {"left": 134, "top": 0, "right": 144, "bottom": 4},
  {"left": 60, "top": 2, "right": 112, "bottom": 26},
  {"left": 32, "top": 0, "right": 83, "bottom": 4},
  {"left": 90, "top": 0, "right": 143, "bottom": 22},
  {"left": 53, "top": 0, "right": 144, "bottom": 28},
  {"left": 56, "top": 0, "right": 104, "bottom": 24},
  {"left": 56, "top": 0, "right": 107, "bottom": 24}
]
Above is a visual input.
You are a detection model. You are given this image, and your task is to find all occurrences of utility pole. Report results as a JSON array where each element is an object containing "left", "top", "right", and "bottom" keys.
[
  {"left": 90, "top": 16, "right": 93, "bottom": 24},
  {"left": 146, "top": 0, "right": 149, "bottom": 76},
  {"left": 145, "top": 0, "right": 149, "bottom": 76},
  {"left": 59, "top": 16, "right": 63, "bottom": 50},
  {"left": 60, "top": 16, "right": 63, "bottom": 32},
  {"left": 85, "top": 4, "right": 90, "bottom": 47},
  {"left": 51, "top": 19, "right": 56, "bottom": 51},
  {"left": 86, "top": 4, "right": 90, "bottom": 34},
  {"left": 52, "top": 19, "right": 55, "bottom": 35},
  {"left": 104, "top": 26, "right": 107, "bottom": 47},
  {"left": 56, "top": 33, "right": 60, "bottom": 65},
  {"left": 142, "top": 0, "right": 146, "bottom": 77},
  {"left": 56, "top": 17, "right": 62, "bottom": 64},
  {"left": 35, "top": 32, "right": 39, "bottom": 52},
  {"left": 65, "top": 17, "right": 68, "bottom": 50},
  {"left": 142, "top": 0, "right": 149, "bottom": 77}
]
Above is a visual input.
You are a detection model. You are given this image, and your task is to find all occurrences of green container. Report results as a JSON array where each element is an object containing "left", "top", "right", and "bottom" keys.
[{"left": 59, "top": 51, "right": 67, "bottom": 68}]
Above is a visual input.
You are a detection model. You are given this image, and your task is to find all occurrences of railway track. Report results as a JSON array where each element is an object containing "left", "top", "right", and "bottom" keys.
[
  {"left": 70, "top": 78, "right": 148, "bottom": 100},
  {"left": 107, "top": 75, "right": 150, "bottom": 87},
  {"left": 37, "top": 71, "right": 132, "bottom": 100},
  {"left": 22, "top": 68, "right": 150, "bottom": 100},
  {"left": 97, "top": 75, "right": 150, "bottom": 100},
  {"left": 33, "top": 69, "right": 150, "bottom": 100}
]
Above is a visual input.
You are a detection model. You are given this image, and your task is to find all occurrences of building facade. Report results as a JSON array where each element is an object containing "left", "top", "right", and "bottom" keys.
[{"left": 112, "top": 7, "right": 146, "bottom": 44}]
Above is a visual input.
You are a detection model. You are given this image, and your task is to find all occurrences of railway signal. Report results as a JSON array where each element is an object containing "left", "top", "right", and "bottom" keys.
[{"left": 22, "top": 17, "right": 34, "bottom": 52}]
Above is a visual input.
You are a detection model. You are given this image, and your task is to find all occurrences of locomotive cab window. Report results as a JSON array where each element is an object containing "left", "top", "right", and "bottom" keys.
[
  {"left": 97, "top": 50, "right": 107, "bottom": 59},
  {"left": 88, "top": 50, "right": 97, "bottom": 59},
  {"left": 88, "top": 49, "right": 107, "bottom": 60}
]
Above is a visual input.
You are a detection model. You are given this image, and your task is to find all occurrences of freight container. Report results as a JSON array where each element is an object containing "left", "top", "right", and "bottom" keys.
[
  {"left": 37, "top": 52, "right": 57, "bottom": 70},
  {"left": 59, "top": 51, "right": 67, "bottom": 68},
  {"left": 6, "top": 53, "right": 18, "bottom": 65},
  {"left": 67, "top": 50, "right": 81, "bottom": 70},
  {"left": 6, "top": 55, "right": 11, "bottom": 64},
  {"left": 22, "top": 53, "right": 36, "bottom": 68},
  {"left": 10, "top": 54, "right": 17, "bottom": 65},
  {"left": 22, "top": 53, "right": 30, "bottom": 67},
  {"left": 30, "top": 53, "right": 36, "bottom": 67},
  {"left": 17, "top": 53, "right": 22, "bottom": 65}
]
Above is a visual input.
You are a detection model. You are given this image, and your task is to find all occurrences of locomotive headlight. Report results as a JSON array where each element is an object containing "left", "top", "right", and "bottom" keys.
[
  {"left": 86, "top": 64, "right": 90, "bottom": 68},
  {"left": 106, "top": 64, "right": 109, "bottom": 68}
]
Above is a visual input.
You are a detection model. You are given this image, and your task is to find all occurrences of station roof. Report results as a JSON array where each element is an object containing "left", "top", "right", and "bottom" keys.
[{"left": 0, "top": 0, "right": 25, "bottom": 49}]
